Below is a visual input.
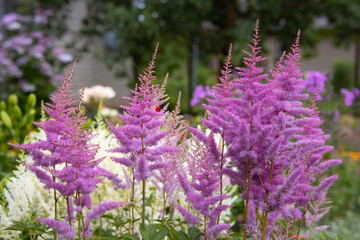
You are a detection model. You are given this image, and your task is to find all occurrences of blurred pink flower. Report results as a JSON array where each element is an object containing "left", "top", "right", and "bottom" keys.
[
  {"left": 303, "top": 71, "right": 327, "bottom": 100},
  {"left": 341, "top": 88, "right": 359, "bottom": 106}
]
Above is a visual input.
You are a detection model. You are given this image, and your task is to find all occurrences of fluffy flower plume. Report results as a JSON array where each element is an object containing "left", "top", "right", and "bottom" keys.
[
  {"left": 153, "top": 91, "right": 187, "bottom": 206},
  {"left": 176, "top": 134, "right": 231, "bottom": 239},
  {"left": 107, "top": 44, "right": 177, "bottom": 181},
  {"left": 37, "top": 218, "right": 76, "bottom": 239},
  {"left": 196, "top": 21, "right": 340, "bottom": 238},
  {"left": 10, "top": 62, "right": 126, "bottom": 239}
]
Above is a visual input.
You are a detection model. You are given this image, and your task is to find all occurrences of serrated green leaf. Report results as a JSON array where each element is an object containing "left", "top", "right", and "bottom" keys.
[
  {"left": 139, "top": 224, "right": 159, "bottom": 240},
  {"left": 168, "top": 225, "right": 181, "bottom": 240},
  {"left": 121, "top": 233, "right": 140, "bottom": 240},
  {"left": 179, "top": 231, "right": 189, "bottom": 240},
  {"left": 152, "top": 227, "right": 169, "bottom": 240},
  {"left": 188, "top": 226, "right": 202, "bottom": 240}
]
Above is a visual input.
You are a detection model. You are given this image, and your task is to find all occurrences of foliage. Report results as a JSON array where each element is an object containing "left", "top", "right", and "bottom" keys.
[
  {"left": 324, "top": 152, "right": 360, "bottom": 220},
  {"left": 5, "top": 199, "right": 50, "bottom": 240},
  {"left": 320, "top": 212, "right": 360, "bottom": 240},
  {"left": 0, "top": 93, "right": 36, "bottom": 179},
  {"left": 323, "top": 0, "right": 360, "bottom": 87},
  {"left": 332, "top": 60, "right": 355, "bottom": 94}
]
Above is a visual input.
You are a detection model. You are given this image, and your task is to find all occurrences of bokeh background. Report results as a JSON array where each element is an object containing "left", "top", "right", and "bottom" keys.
[{"left": 1, "top": 0, "right": 360, "bottom": 239}]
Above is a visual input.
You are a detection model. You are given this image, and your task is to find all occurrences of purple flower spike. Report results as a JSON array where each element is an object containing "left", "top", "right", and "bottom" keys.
[
  {"left": 37, "top": 218, "right": 75, "bottom": 240},
  {"left": 194, "top": 23, "right": 340, "bottom": 238},
  {"left": 107, "top": 43, "right": 176, "bottom": 183},
  {"left": 10, "top": 62, "right": 128, "bottom": 238}
]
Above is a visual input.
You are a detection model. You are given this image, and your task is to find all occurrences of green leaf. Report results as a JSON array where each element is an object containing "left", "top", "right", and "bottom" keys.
[
  {"left": 121, "top": 233, "right": 140, "bottom": 240},
  {"left": 179, "top": 231, "right": 189, "bottom": 240},
  {"left": 139, "top": 224, "right": 159, "bottom": 240},
  {"left": 188, "top": 226, "right": 202, "bottom": 240},
  {"left": 319, "top": 231, "right": 330, "bottom": 240},
  {"left": 335, "top": 234, "right": 343, "bottom": 240},
  {"left": 152, "top": 227, "right": 169, "bottom": 240},
  {"left": 167, "top": 225, "right": 181, "bottom": 240}
]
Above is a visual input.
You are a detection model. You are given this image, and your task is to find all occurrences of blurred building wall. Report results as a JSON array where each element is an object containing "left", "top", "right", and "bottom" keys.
[
  {"left": 56, "top": 0, "right": 131, "bottom": 109},
  {"left": 266, "top": 36, "right": 355, "bottom": 74}
]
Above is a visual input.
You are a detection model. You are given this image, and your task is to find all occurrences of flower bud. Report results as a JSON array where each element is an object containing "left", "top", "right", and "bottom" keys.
[
  {"left": 27, "top": 93, "right": 37, "bottom": 108},
  {"left": 13, "top": 106, "right": 23, "bottom": 120},
  {"left": 1, "top": 111, "right": 13, "bottom": 128},
  {"left": 8, "top": 94, "right": 18, "bottom": 106},
  {"left": 0, "top": 101, "right": 6, "bottom": 111}
]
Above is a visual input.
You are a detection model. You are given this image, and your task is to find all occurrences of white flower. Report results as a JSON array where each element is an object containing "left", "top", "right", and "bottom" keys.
[
  {"left": 83, "top": 85, "right": 116, "bottom": 104},
  {"left": 100, "top": 108, "right": 119, "bottom": 118},
  {"left": 57, "top": 53, "right": 73, "bottom": 63}
]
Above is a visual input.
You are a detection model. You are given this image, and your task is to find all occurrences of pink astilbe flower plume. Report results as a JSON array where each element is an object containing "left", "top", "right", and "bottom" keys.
[
  {"left": 11, "top": 61, "right": 127, "bottom": 239},
  {"left": 175, "top": 134, "right": 231, "bottom": 240},
  {"left": 107, "top": 44, "right": 177, "bottom": 181},
  {"left": 107, "top": 44, "right": 178, "bottom": 228},
  {"left": 191, "top": 21, "right": 340, "bottom": 239},
  {"left": 37, "top": 218, "right": 76, "bottom": 240},
  {"left": 153, "top": 92, "right": 188, "bottom": 218}
]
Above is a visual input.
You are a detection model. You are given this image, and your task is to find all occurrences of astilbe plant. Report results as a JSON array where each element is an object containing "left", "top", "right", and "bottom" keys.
[
  {"left": 106, "top": 43, "right": 178, "bottom": 231},
  {"left": 174, "top": 133, "right": 231, "bottom": 240},
  {"left": 196, "top": 21, "right": 341, "bottom": 239},
  {"left": 11, "top": 62, "right": 129, "bottom": 240},
  {"left": 152, "top": 91, "right": 188, "bottom": 221}
]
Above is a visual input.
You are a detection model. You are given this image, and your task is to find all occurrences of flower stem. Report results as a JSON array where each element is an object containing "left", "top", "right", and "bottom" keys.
[
  {"left": 204, "top": 216, "right": 208, "bottom": 240},
  {"left": 130, "top": 167, "right": 135, "bottom": 234},
  {"left": 242, "top": 158, "right": 251, "bottom": 240},
  {"left": 217, "top": 131, "right": 225, "bottom": 225},
  {"left": 52, "top": 174, "right": 58, "bottom": 240},
  {"left": 162, "top": 189, "right": 166, "bottom": 223},
  {"left": 297, "top": 206, "right": 307, "bottom": 239},
  {"left": 142, "top": 179, "right": 146, "bottom": 227},
  {"left": 262, "top": 160, "right": 274, "bottom": 239},
  {"left": 77, "top": 191, "right": 87, "bottom": 240}
]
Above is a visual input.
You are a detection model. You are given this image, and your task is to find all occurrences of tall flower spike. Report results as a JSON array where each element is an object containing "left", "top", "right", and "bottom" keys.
[
  {"left": 176, "top": 134, "right": 231, "bottom": 239},
  {"left": 11, "top": 61, "right": 127, "bottom": 239},
  {"left": 195, "top": 22, "right": 340, "bottom": 239},
  {"left": 152, "top": 91, "right": 187, "bottom": 218},
  {"left": 107, "top": 44, "right": 177, "bottom": 228}
]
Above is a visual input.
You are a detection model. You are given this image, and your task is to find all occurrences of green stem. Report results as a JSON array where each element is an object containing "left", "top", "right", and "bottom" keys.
[
  {"left": 142, "top": 179, "right": 146, "bottom": 227},
  {"left": 297, "top": 207, "right": 307, "bottom": 239},
  {"left": 130, "top": 168, "right": 135, "bottom": 235},
  {"left": 66, "top": 196, "right": 72, "bottom": 227},
  {"left": 52, "top": 176, "right": 58, "bottom": 240},
  {"left": 262, "top": 160, "right": 274, "bottom": 239},
  {"left": 242, "top": 158, "right": 252, "bottom": 240},
  {"left": 77, "top": 211, "right": 81, "bottom": 240},
  {"left": 217, "top": 131, "right": 225, "bottom": 225},
  {"left": 262, "top": 212, "right": 268, "bottom": 240},
  {"left": 162, "top": 189, "right": 166, "bottom": 223},
  {"left": 77, "top": 191, "right": 87, "bottom": 240},
  {"left": 204, "top": 216, "right": 207, "bottom": 240}
]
